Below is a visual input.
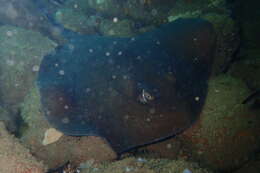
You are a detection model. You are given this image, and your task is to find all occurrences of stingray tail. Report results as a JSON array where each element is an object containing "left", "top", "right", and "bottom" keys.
[{"left": 242, "top": 89, "right": 260, "bottom": 105}]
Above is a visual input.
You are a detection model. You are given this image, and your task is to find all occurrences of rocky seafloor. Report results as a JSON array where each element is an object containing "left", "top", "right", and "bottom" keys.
[{"left": 0, "top": 0, "right": 260, "bottom": 173}]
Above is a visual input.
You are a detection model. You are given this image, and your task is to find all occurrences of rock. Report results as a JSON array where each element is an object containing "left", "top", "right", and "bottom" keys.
[
  {"left": 79, "top": 157, "right": 213, "bottom": 173},
  {"left": 62, "top": 0, "right": 175, "bottom": 34},
  {"left": 231, "top": 0, "right": 260, "bottom": 61},
  {"left": 122, "top": 0, "right": 174, "bottom": 23},
  {"left": 55, "top": 8, "right": 100, "bottom": 34},
  {"left": 229, "top": 58, "right": 260, "bottom": 90},
  {"left": 202, "top": 13, "right": 239, "bottom": 75},
  {"left": 234, "top": 156, "right": 260, "bottom": 173},
  {"left": 168, "top": 10, "right": 201, "bottom": 22},
  {"left": 167, "top": 1, "right": 239, "bottom": 75},
  {"left": 0, "top": 25, "right": 56, "bottom": 109},
  {"left": 167, "top": 0, "right": 227, "bottom": 23},
  {"left": 137, "top": 75, "right": 260, "bottom": 171},
  {"left": 86, "top": 0, "right": 122, "bottom": 17},
  {"left": 0, "top": 121, "right": 46, "bottom": 173},
  {"left": 99, "top": 19, "right": 134, "bottom": 37},
  {"left": 0, "top": 0, "right": 54, "bottom": 36},
  {"left": 179, "top": 75, "right": 260, "bottom": 171},
  {"left": 20, "top": 86, "right": 116, "bottom": 169},
  {"left": 228, "top": 0, "right": 260, "bottom": 89},
  {"left": 143, "top": 138, "right": 182, "bottom": 159},
  {"left": 0, "top": 106, "right": 17, "bottom": 132},
  {"left": 54, "top": 7, "right": 135, "bottom": 37},
  {"left": 42, "top": 128, "right": 63, "bottom": 146}
]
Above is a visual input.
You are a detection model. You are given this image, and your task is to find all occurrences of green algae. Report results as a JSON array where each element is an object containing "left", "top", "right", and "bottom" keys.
[
  {"left": 80, "top": 157, "right": 213, "bottom": 173},
  {"left": 203, "top": 13, "right": 235, "bottom": 35},
  {"left": 181, "top": 75, "right": 260, "bottom": 171},
  {"left": 99, "top": 19, "right": 135, "bottom": 37},
  {"left": 55, "top": 8, "right": 98, "bottom": 34},
  {"left": 21, "top": 85, "right": 47, "bottom": 129},
  {"left": 0, "top": 25, "right": 56, "bottom": 106}
]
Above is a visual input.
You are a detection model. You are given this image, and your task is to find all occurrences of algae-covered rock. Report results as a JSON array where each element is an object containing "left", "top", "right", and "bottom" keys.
[
  {"left": 167, "top": 0, "right": 226, "bottom": 22},
  {"left": 229, "top": 58, "right": 260, "bottom": 90},
  {"left": 85, "top": 0, "right": 174, "bottom": 23},
  {"left": 53, "top": 2, "right": 136, "bottom": 36},
  {"left": 234, "top": 152, "right": 260, "bottom": 173},
  {"left": 61, "top": 0, "right": 174, "bottom": 33},
  {"left": 202, "top": 13, "right": 239, "bottom": 75},
  {"left": 0, "top": 106, "right": 16, "bottom": 132},
  {"left": 180, "top": 75, "right": 260, "bottom": 171},
  {"left": 0, "top": 25, "right": 56, "bottom": 108},
  {"left": 168, "top": 10, "right": 201, "bottom": 22},
  {"left": 55, "top": 8, "right": 100, "bottom": 34},
  {"left": 79, "top": 157, "right": 213, "bottom": 173},
  {"left": 87, "top": 0, "right": 121, "bottom": 17},
  {"left": 0, "top": 122, "right": 46, "bottom": 173},
  {"left": 122, "top": 0, "right": 174, "bottom": 23},
  {"left": 0, "top": 0, "right": 55, "bottom": 37},
  {"left": 167, "top": 1, "right": 239, "bottom": 75},
  {"left": 99, "top": 19, "right": 134, "bottom": 37},
  {"left": 231, "top": 0, "right": 260, "bottom": 60},
  {"left": 228, "top": 0, "right": 260, "bottom": 89},
  {"left": 20, "top": 86, "right": 116, "bottom": 169}
]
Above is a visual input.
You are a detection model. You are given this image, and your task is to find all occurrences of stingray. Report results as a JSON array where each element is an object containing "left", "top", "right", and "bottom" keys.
[{"left": 37, "top": 18, "right": 216, "bottom": 155}]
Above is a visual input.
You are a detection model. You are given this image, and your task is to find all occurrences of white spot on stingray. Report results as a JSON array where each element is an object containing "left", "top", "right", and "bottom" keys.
[
  {"left": 112, "top": 75, "right": 117, "bottom": 79},
  {"left": 62, "top": 117, "right": 70, "bottom": 124},
  {"left": 108, "top": 59, "right": 114, "bottom": 64},
  {"left": 113, "top": 17, "right": 118, "bottom": 23},
  {"left": 146, "top": 118, "right": 151, "bottom": 122},
  {"left": 68, "top": 44, "right": 74, "bottom": 51},
  {"left": 136, "top": 56, "right": 141, "bottom": 60},
  {"left": 149, "top": 108, "right": 156, "bottom": 114},
  {"left": 89, "top": 48, "right": 93, "bottom": 53},
  {"left": 123, "top": 75, "right": 128, "bottom": 80},
  {"left": 86, "top": 88, "right": 91, "bottom": 93},
  {"left": 64, "top": 105, "right": 69, "bottom": 109},
  {"left": 166, "top": 143, "right": 172, "bottom": 149},
  {"left": 59, "top": 70, "right": 65, "bottom": 75},
  {"left": 118, "top": 51, "right": 122, "bottom": 56},
  {"left": 195, "top": 96, "right": 200, "bottom": 101},
  {"left": 124, "top": 114, "right": 129, "bottom": 120}
]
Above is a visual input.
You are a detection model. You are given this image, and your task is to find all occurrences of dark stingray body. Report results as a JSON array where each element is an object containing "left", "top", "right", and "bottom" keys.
[{"left": 37, "top": 18, "right": 216, "bottom": 154}]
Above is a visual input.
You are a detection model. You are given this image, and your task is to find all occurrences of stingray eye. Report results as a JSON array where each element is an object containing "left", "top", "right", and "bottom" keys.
[{"left": 145, "top": 92, "right": 153, "bottom": 100}]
